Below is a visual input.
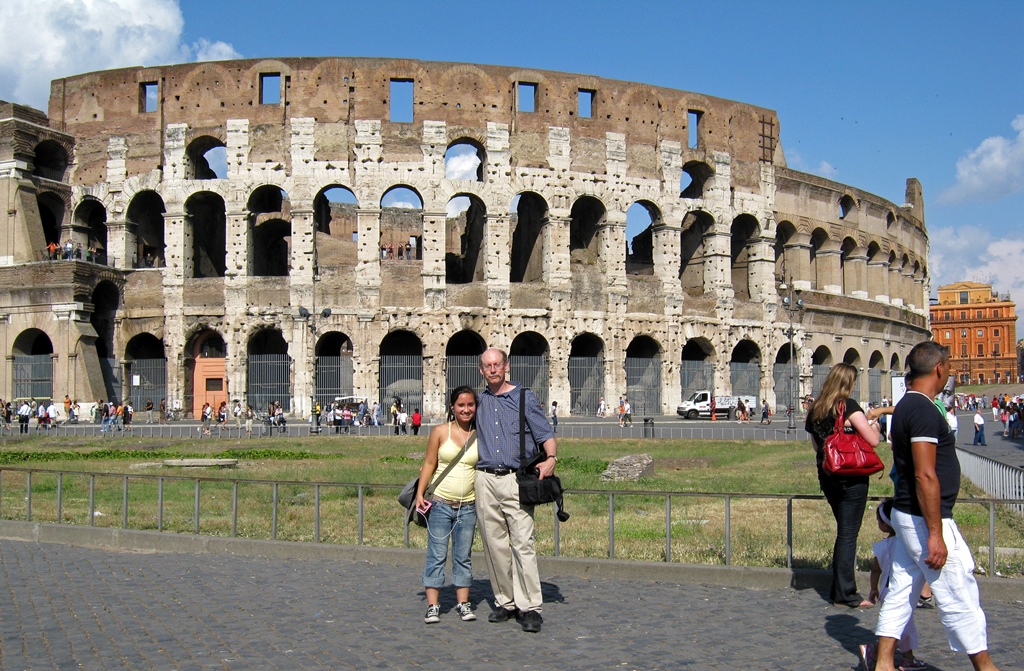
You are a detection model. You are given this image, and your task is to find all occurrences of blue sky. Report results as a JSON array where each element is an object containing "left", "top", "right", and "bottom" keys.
[{"left": 3, "top": 0, "right": 1023, "bottom": 308}]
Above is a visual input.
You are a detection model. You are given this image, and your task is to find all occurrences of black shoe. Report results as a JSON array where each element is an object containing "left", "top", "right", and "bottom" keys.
[
  {"left": 488, "top": 607, "right": 517, "bottom": 623},
  {"left": 518, "top": 610, "right": 542, "bottom": 633}
]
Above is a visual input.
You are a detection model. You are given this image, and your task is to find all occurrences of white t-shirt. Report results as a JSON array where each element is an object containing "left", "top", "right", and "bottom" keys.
[
  {"left": 974, "top": 412, "right": 985, "bottom": 427},
  {"left": 946, "top": 411, "right": 958, "bottom": 431}
]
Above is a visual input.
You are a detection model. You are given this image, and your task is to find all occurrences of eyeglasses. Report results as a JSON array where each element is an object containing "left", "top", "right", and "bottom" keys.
[{"left": 481, "top": 363, "right": 505, "bottom": 371}]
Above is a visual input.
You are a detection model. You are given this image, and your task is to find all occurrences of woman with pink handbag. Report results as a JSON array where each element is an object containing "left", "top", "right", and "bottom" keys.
[{"left": 805, "top": 363, "right": 882, "bottom": 608}]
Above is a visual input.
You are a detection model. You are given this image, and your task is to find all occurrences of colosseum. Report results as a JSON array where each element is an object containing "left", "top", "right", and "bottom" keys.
[{"left": 0, "top": 57, "right": 931, "bottom": 419}]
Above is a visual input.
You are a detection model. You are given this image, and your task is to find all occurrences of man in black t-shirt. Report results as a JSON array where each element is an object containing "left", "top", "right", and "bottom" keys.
[{"left": 871, "top": 341, "right": 1000, "bottom": 671}]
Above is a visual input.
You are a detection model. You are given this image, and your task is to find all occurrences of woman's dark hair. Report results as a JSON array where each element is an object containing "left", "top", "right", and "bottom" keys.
[{"left": 447, "top": 385, "right": 479, "bottom": 424}]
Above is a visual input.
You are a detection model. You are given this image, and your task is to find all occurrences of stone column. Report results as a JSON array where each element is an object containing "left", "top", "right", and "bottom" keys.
[
  {"left": 783, "top": 234, "right": 813, "bottom": 291},
  {"left": 225, "top": 209, "right": 248, "bottom": 279},
  {"left": 867, "top": 256, "right": 889, "bottom": 303},
  {"left": 703, "top": 226, "right": 733, "bottom": 300},
  {"left": 747, "top": 235, "right": 776, "bottom": 303},
  {"left": 654, "top": 223, "right": 683, "bottom": 317},
  {"left": 844, "top": 246, "right": 869, "bottom": 299},
  {"left": 355, "top": 207, "right": 381, "bottom": 309},
  {"left": 485, "top": 213, "right": 510, "bottom": 309},
  {"left": 602, "top": 211, "right": 628, "bottom": 313},
  {"left": 889, "top": 264, "right": 905, "bottom": 307},
  {"left": 546, "top": 213, "right": 572, "bottom": 302},
  {"left": 105, "top": 219, "right": 130, "bottom": 268},
  {"left": 421, "top": 210, "right": 446, "bottom": 310},
  {"left": 815, "top": 240, "right": 843, "bottom": 294}
]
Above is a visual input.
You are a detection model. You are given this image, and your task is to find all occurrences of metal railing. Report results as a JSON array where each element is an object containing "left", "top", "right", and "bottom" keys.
[
  {"left": 958, "top": 448, "right": 1024, "bottom": 516},
  {"left": 0, "top": 465, "right": 1018, "bottom": 576}
]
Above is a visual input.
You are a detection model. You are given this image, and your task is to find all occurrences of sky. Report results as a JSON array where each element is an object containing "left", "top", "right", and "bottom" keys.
[{"left": 2, "top": 0, "right": 1023, "bottom": 307}]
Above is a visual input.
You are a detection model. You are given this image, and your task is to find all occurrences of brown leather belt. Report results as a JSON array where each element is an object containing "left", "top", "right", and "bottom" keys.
[{"left": 431, "top": 495, "right": 474, "bottom": 508}]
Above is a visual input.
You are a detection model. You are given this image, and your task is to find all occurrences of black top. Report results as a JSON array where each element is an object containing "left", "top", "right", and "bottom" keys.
[
  {"left": 805, "top": 398, "right": 865, "bottom": 473},
  {"left": 891, "top": 390, "right": 959, "bottom": 518}
]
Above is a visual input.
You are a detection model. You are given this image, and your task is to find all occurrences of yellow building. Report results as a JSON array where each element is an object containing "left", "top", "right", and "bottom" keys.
[{"left": 931, "top": 281, "right": 1018, "bottom": 384}]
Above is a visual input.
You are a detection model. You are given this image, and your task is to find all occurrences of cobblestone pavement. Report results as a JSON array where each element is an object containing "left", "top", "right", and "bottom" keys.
[{"left": 1, "top": 539, "right": 1021, "bottom": 671}]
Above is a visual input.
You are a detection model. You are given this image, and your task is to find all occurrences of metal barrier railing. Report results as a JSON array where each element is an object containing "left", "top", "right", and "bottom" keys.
[
  {"left": 0, "top": 466, "right": 1018, "bottom": 576},
  {"left": 957, "top": 448, "right": 1024, "bottom": 516}
]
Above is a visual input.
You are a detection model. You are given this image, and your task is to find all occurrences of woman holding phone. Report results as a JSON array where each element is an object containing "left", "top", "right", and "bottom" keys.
[{"left": 415, "top": 385, "right": 479, "bottom": 623}]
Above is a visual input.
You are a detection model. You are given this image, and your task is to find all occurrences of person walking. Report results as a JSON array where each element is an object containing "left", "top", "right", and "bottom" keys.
[
  {"left": 972, "top": 409, "right": 986, "bottom": 446},
  {"left": 411, "top": 408, "right": 422, "bottom": 436},
  {"left": 805, "top": 363, "right": 880, "bottom": 608},
  {"left": 550, "top": 400, "right": 558, "bottom": 433},
  {"left": 870, "top": 341, "right": 1002, "bottom": 671},
  {"left": 474, "top": 348, "right": 557, "bottom": 633}
]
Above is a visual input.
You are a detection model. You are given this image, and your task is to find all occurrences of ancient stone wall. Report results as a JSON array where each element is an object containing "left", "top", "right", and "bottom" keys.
[{"left": 0, "top": 59, "right": 931, "bottom": 416}]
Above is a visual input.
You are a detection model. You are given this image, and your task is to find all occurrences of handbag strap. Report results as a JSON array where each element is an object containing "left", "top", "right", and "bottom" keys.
[
  {"left": 424, "top": 426, "right": 476, "bottom": 498},
  {"left": 519, "top": 386, "right": 527, "bottom": 465},
  {"left": 832, "top": 401, "right": 847, "bottom": 435}
]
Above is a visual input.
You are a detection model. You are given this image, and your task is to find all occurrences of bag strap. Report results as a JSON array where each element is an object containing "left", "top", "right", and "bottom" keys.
[
  {"left": 424, "top": 428, "right": 476, "bottom": 498},
  {"left": 833, "top": 401, "right": 847, "bottom": 435},
  {"left": 520, "top": 386, "right": 527, "bottom": 465}
]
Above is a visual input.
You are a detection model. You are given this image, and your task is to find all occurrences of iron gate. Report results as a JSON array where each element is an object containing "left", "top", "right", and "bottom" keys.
[
  {"left": 99, "top": 358, "right": 122, "bottom": 403},
  {"left": 812, "top": 365, "right": 830, "bottom": 397},
  {"left": 679, "top": 360, "right": 714, "bottom": 399},
  {"left": 12, "top": 355, "right": 53, "bottom": 400},
  {"left": 625, "top": 356, "right": 661, "bottom": 415},
  {"left": 445, "top": 355, "right": 482, "bottom": 407},
  {"left": 126, "top": 358, "right": 167, "bottom": 411},
  {"left": 568, "top": 356, "right": 603, "bottom": 415},
  {"left": 868, "top": 368, "right": 885, "bottom": 406},
  {"left": 315, "top": 355, "right": 354, "bottom": 409},
  {"left": 510, "top": 355, "right": 549, "bottom": 408},
  {"left": 379, "top": 355, "right": 423, "bottom": 416},
  {"left": 248, "top": 354, "right": 292, "bottom": 411},
  {"left": 730, "top": 362, "right": 761, "bottom": 399},
  {"left": 772, "top": 363, "right": 798, "bottom": 413}
]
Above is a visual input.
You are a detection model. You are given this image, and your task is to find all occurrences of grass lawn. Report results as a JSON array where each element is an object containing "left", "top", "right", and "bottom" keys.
[{"left": 1, "top": 434, "right": 1022, "bottom": 575}]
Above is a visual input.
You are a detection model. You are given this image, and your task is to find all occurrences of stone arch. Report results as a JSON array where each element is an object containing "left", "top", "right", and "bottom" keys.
[
  {"left": 12, "top": 328, "right": 54, "bottom": 400},
  {"left": 730, "top": 339, "right": 761, "bottom": 398},
  {"left": 36, "top": 191, "right": 64, "bottom": 247},
  {"left": 811, "top": 345, "right": 834, "bottom": 397},
  {"left": 510, "top": 191, "right": 548, "bottom": 283},
  {"left": 127, "top": 190, "right": 166, "bottom": 267},
  {"left": 569, "top": 332, "right": 605, "bottom": 416},
  {"left": 124, "top": 333, "right": 167, "bottom": 411},
  {"left": 443, "top": 195, "right": 484, "bottom": 285},
  {"left": 247, "top": 326, "right": 291, "bottom": 412},
  {"left": 185, "top": 191, "right": 226, "bottom": 278},
  {"left": 315, "top": 331, "right": 354, "bottom": 408},
  {"left": 730, "top": 214, "right": 759, "bottom": 301},
  {"left": 680, "top": 210, "right": 713, "bottom": 296},
  {"left": 380, "top": 185, "right": 424, "bottom": 261},
  {"left": 445, "top": 330, "right": 486, "bottom": 401},
  {"left": 90, "top": 280, "right": 120, "bottom": 360},
  {"left": 32, "top": 140, "right": 68, "bottom": 181},
  {"left": 774, "top": 220, "right": 797, "bottom": 280},
  {"left": 12, "top": 328, "right": 54, "bottom": 356},
  {"left": 445, "top": 138, "right": 485, "bottom": 182},
  {"left": 681, "top": 160, "right": 713, "bottom": 199},
  {"left": 75, "top": 198, "right": 108, "bottom": 265},
  {"left": 183, "top": 328, "right": 226, "bottom": 419},
  {"left": 185, "top": 135, "right": 226, "bottom": 180},
  {"left": 125, "top": 333, "right": 165, "bottom": 360},
  {"left": 843, "top": 347, "right": 864, "bottom": 402},
  {"left": 569, "top": 195, "right": 606, "bottom": 258},
  {"left": 839, "top": 194, "right": 858, "bottom": 220},
  {"left": 680, "top": 337, "right": 715, "bottom": 398},
  {"left": 379, "top": 329, "right": 424, "bottom": 415},
  {"left": 625, "top": 335, "right": 662, "bottom": 415},
  {"left": 436, "top": 64, "right": 502, "bottom": 109},
  {"left": 809, "top": 227, "right": 830, "bottom": 291},
  {"left": 626, "top": 200, "right": 659, "bottom": 276},
  {"left": 510, "top": 331, "right": 550, "bottom": 406},
  {"left": 313, "top": 184, "right": 358, "bottom": 234},
  {"left": 840, "top": 236, "right": 858, "bottom": 295}
]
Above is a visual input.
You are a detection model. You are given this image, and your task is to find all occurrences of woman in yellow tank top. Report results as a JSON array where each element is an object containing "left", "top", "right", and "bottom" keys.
[{"left": 415, "top": 385, "right": 480, "bottom": 624}]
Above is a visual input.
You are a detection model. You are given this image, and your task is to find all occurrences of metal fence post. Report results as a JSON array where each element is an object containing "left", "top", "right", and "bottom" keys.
[
  {"left": 357, "top": 486, "right": 364, "bottom": 545},
  {"left": 724, "top": 495, "right": 731, "bottom": 566},
  {"left": 231, "top": 481, "right": 238, "bottom": 537},
  {"left": 665, "top": 494, "right": 672, "bottom": 563},
  {"left": 56, "top": 473, "right": 63, "bottom": 524},
  {"left": 25, "top": 472, "right": 31, "bottom": 522},
  {"left": 272, "top": 483, "right": 279, "bottom": 540},
  {"left": 122, "top": 476, "right": 129, "bottom": 529},
  {"left": 787, "top": 497, "right": 794, "bottom": 569},
  {"left": 608, "top": 493, "right": 615, "bottom": 560},
  {"left": 314, "top": 484, "right": 321, "bottom": 543},
  {"left": 157, "top": 477, "right": 164, "bottom": 531},
  {"left": 88, "top": 475, "right": 95, "bottom": 526},
  {"left": 193, "top": 480, "right": 200, "bottom": 534}
]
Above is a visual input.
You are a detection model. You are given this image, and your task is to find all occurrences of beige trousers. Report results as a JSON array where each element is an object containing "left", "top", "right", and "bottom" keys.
[{"left": 475, "top": 471, "right": 543, "bottom": 613}]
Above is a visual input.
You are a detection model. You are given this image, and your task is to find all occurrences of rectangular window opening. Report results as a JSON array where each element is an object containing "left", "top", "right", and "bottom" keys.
[
  {"left": 140, "top": 82, "right": 159, "bottom": 113},
  {"left": 518, "top": 82, "right": 537, "bottom": 113},
  {"left": 577, "top": 89, "right": 594, "bottom": 118},
  {"left": 688, "top": 110, "right": 702, "bottom": 149},
  {"left": 959, "top": 291, "right": 969, "bottom": 304},
  {"left": 978, "top": 344, "right": 985, "bottom": 357},
  {"left": 260, "top": 73, "right": 281, "bottom": 105},
  {"left": 390, "top": 79, "right": 414, "bottom": 122}
]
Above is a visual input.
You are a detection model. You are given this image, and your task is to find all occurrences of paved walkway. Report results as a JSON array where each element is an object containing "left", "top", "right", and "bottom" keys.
[{"left": 0, "top": 538, "right": 1021, "bottom": 670}]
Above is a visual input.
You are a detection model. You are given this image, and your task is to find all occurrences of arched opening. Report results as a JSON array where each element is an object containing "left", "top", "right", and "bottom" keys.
[
  {"left": 625, "top": 335, "right": 662, "bottom": 415},
  {"left": 569, "top": 196, "right": 605, "bottom": 263},
  {"left": 185, "top": 136, "right": 227, "bottom": 180},
  {"left": 252, "top": 219, "right": 291, "bottom": 276},
  {"left": 445, "top": 330, "right": 486, "bottom": 403},
  {"left": 313, "top": 185, "right": 358, "bottom": 269},
  {"left": 36, "top": 192, "right": 63, "bottom": 248},
  {"left": 626, "top": 201, "right": 658, "bottom": 276},
  {"left": 839, "top": 194, "right": 856, "bottom": 220},
  {"left": 569, "top": 333, "right": 605, "bottom": 416},
  {"left": 185, "top": 191, "right": 227, "bottom": 278},
  {"left": 445, "top": 194, "right": 486, "bottom": 284},
  {"left": 509, "top": 192, "right": 547, "bottom": 283},
  {"left": 812, "top": 346, "right": 834, "bottom": 396},
  {"left": 868, "top": 350, "right": 886, "bottom": 406},
  {"left": 680, "top": 338, "right": 714, "bottom": 399},
  {"left": 890, "top": 353, "right": 902, "bottom": 379},
  {"left": 91, "top": 281, "right": 121, "bottom": 402},
  {"left": 128, "top": 190, "right": 166, "bottom": 268},
  {"left": 773, "top": 343, "right": 799, "bottom": 414},
  {"left": 809, "top": 228, "right": 830, "bottom": 291},
  {"left": 730, "top": 214, "right": 758, "bottom": 301},
  {"left": 680, "top": 210, "right": 713, "bottom": 297},
  {"left": 379, "top": 330, "right": 424, "bottom": 417},
  {"left": 843, "top": 348, "right": 863, "bottom": 403},
  {"left": 75, "top": 199, "right": 108, "bottom": 266},
  {"left": 510, "top": 331, "right": 550, "bottom": 407},
  {"left": 248, "top": 328, "right": 291, "bottom": 413},
  {"left": 774, "top": 220, "right": 797, "bottom": 280},
  {"left": 316, "top": 331, "right": 354, "bottom": 410},
  {"left": 840, "top": 237, "right": 857, "bottom": 295},
  {"left": 729, "top": 340, "right": 761, "bottom": 399},
  {"left": 680, "top": 160, "right": 712, "bottom": 199},
  {"left": 445, "top": 139, "right": 485, "bottom": 182},
  {"left": 184, "top": 329, "right": 226, "bottom": 419},
  {"left": 12, "top": 329, "right": 54, "bottom": 400},
  {"left": 32, "top": 140, "right": 68, "bottom": 181},
  {"left": 124, "top": 333, "right": 167, "bottom": 412},
  {"left": 380, "top": 186, "right": 423, "bottom": 261}
]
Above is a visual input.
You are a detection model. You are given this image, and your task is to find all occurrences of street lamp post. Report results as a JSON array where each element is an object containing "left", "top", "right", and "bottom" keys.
[{"left": 779, "top": 271, "right": 804, "bottom": 432}]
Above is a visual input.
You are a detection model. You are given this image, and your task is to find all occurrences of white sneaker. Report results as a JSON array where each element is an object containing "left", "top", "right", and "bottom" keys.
[
  {"left": 455, "top": 602, "right": 476, "bottom": 621},
  {"left": 424, "top": 604, "right": 440, "bottom": 624}
]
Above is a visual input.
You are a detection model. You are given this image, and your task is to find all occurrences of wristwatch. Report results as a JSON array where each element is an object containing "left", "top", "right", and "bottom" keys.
[{"left": 547, "top": 455, "right": 558, "bottom": 463}]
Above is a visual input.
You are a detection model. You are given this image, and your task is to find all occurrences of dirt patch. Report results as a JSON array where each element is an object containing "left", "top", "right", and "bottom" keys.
[{"left": 657, "top": 458, "right": 712, "bottom": 470}]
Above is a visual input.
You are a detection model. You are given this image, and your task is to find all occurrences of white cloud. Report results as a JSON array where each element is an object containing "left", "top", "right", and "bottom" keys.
[
  {"left": 446, "top": 196, "right": 470, "bottom": 217},
  {"left": 817, "top": 161, "right": 838, "bottom": 178},
  {"left": 929, "top": 224, "right": 1024, "bottom": 304},
  {"left": 0, "top": 0, "right": 237, "bottom": 110},
  {"left": 939, "top": 115, "right": 1024, "bottom": 204},
  {"left": 191, "top": 37, "right": 240, "bottom": 62},
  {"left": 445, "top": 151, "right": 481, "bottom": 181}
]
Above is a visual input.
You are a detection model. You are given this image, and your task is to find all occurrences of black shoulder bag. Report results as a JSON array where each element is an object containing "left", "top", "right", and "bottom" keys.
[{"left": 516, "top": 388, "right": 570, "bottom": 521}]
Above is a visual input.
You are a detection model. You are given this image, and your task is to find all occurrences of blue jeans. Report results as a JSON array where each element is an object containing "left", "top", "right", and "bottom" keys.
[
  {"left": 818, "top": 471, "right": 869, "bottom": 606},
  {"left": 973, "top": 425, "right": 986, "bottom": 445},
  {"left": 423, "top": 500, "right": 476, "bottom": 589}
]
